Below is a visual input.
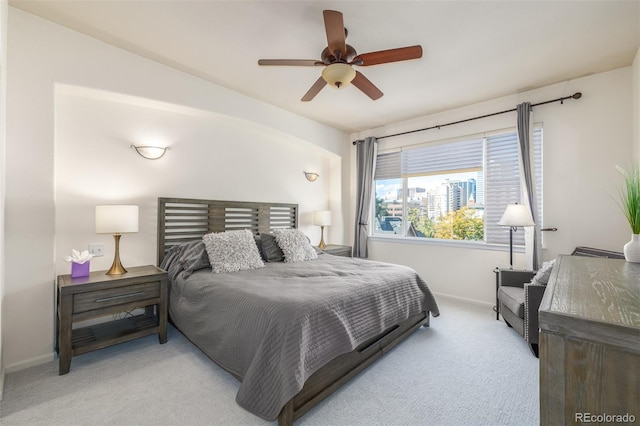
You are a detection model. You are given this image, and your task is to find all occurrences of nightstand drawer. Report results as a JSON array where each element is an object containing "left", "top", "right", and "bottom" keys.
[
  {"left": 73, "top": 281, "right": 160, "bottom": 314},
  {"left": 323, "top": 244, "right": 352, "bottom": 257}
]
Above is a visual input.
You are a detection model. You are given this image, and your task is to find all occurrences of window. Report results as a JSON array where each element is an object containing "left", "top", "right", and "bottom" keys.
[{"left": 373, "top": 128, "right": 542, "bottom": 247}]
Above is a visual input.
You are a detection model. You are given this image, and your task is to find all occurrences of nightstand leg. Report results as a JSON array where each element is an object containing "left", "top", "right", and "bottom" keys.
[
  {"left": 58, "top": 294, "right": 73, "bottom": 375},
  {"left": 158, "top": 278, "right": 168, "bottom": 344}
]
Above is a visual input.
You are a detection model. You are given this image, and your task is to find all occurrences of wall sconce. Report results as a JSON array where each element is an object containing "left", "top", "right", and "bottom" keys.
[
  {"left": 131, "top": 145, "right": 169, "bottom": 160},
  {"left": 304, "top": 172, "right": 319, "bottom": 182}
]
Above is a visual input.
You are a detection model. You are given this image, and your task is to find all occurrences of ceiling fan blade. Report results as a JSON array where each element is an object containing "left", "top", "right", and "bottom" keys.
[
  {"left": 258, "top": 59, "right": 323, "bottom": 66},
  {"left": 323, "top": 10, "right": 346, "bottom": 58},
  {"left": 301, "top": 77, "right": 327, "bottom": 102},
  {"left": 352, "top": 71, "right": 383, "bottom": 100},
  {"left": 354, "top": 45, "right": 423, "bottom": 66}
]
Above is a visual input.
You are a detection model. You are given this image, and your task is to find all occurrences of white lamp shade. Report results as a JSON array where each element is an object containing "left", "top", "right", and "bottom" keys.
[
  {"left": 497, "top": 204, "right": 535, "bottom": 227},
  {"left": 313, "top": 210, "right": 332, "bottom": 226},
  {"left": 95, "top": 205, "right": 139, "bottom": 234}
]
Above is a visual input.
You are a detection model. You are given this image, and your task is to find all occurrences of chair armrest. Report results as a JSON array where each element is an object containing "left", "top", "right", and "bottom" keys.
[
  {"left": 524, "top": 283, "right": 546, "bottom": 344},
  {"left": 498, "top": 269, "right": 536, "bottom": 288}
]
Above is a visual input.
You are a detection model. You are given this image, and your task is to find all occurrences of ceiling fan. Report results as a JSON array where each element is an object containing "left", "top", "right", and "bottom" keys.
[{"left": 258, "top": 10, "right": 423, "bottom": 102}]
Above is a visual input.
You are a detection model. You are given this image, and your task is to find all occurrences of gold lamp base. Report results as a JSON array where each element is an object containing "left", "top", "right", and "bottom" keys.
[
  {"left": 318, "top": 225, "right": 327, "bottom": 250},
  {"left": 106, "top": 234, "right": 128, "bottom": 275}
]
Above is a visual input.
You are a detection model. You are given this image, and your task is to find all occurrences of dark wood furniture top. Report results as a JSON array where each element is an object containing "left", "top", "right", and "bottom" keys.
[
  {"left": 322, "top": 244, "right": 352, "bottom": 257},
  {"left": 539, "top": 255, "right": 639, "bottom": 424},
  {"left": 57, "top": 265, "right": 168, "bottom": 375},
  {"left": 156, "top": 197, "right": 432, "bottom": 426}
]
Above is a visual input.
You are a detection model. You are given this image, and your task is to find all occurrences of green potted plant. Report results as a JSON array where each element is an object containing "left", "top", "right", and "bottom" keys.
[{"left": 616, "top": 165, "right": 640, "bottom": 262}]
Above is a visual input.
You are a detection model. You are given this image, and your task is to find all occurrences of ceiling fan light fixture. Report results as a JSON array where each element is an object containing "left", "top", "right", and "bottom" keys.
[{"left": 321, "top": 63, "right": 356, "bottom": 88}]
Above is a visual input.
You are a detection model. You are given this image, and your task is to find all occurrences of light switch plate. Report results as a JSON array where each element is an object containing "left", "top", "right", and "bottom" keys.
[{"left": 88, "top": 243, "right": 104, "bottom": 257}]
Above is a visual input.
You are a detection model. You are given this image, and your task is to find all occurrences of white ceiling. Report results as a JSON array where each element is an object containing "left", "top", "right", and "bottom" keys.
[{"left": 9, "top": 1, "right": 640, "bottom": 133}]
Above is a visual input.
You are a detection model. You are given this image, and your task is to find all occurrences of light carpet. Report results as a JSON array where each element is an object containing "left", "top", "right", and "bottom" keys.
[{"left": 0, "top": 297, "right": 539, "bottom": 426}]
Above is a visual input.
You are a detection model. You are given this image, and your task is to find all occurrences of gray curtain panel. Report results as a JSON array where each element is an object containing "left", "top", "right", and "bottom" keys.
[
  {"left": 517, "top": 102, "right": 541, "bottom": 270},
  {"left": 353, "top": 137, "right": 377, "bottom": 258}
]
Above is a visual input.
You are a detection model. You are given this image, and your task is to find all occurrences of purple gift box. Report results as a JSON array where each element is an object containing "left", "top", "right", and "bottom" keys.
[{"left": 71, "top": 261, "right": 90, "bottom": 278}]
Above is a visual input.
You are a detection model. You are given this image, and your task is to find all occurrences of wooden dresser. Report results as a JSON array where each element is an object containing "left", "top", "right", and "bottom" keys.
[{"left": 539, "top": 255, "right": 639, "bottom": 424}]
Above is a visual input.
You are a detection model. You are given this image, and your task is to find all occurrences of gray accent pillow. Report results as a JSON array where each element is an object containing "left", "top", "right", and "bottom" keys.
[
  {"left": 203, "top": 229, "right": 265, "bottom": 274},
  {"left": 257, "top": 233, "right": 285, "bottom": 262},
  {"left": 160, "top": 243, "right": 187, "bottom": 282},
  {"left": 160, "top": 243, "right": 184, "bottom": 271},
  {"left": 180, "top": 240, "right": 210, "bottom": 278},
  {"left": 273, "top": 228, "right": 318, "bottom": 263}
]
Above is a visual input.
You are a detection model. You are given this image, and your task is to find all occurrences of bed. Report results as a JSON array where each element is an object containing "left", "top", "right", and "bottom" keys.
[{"left": 157, "top": 197, "right": 439, "bottom": 425}]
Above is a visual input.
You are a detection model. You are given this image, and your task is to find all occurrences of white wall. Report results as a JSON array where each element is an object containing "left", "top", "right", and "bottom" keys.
[
  {"left": 54, "top": 90, "right": 337, "bottom": 274},
  {"left": 634, "top": 47, "right": 640, "bottom": 162},
  {"left": 4, "top": 9, "right": 349, "bottom": 371},
  {"left": 351, "top": 68, "right": 633, "bottom": 305},
  {"left": 0, "top": 0, "right": 7, "bottom": 398}
]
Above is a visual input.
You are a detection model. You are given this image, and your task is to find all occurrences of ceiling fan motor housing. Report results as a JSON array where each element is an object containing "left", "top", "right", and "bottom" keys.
[{"left": 321, "top": 44, "right": 358, "bottom": 64}]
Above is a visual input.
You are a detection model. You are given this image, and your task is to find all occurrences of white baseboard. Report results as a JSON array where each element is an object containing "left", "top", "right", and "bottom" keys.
[
  {"left": 5, "top": 351, "right": 55, "bottom": 374},
  {"left": 432, "top": 291, "right": 494, "bottom": 308}
]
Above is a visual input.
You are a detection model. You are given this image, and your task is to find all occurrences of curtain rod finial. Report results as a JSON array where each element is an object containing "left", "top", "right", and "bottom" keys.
[{"left": 572, "top": 92, "right": 582, "bottom": 99}]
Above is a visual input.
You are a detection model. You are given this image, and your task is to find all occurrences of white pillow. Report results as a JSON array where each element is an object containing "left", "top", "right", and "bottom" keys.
[
  {"left": 272, "top": 229, "right": 318, "bottom": 263},
  {"left": 202, "top": 229, "right": 264, "bottom": 274},
  {"left": 532, "top": 259, "right": 556, "bottom": 285}
]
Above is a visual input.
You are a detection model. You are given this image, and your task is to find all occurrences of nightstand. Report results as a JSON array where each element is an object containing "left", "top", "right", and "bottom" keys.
[
  {"left": 56, "top": 265, "right": 168, "bottom": 375},
  {"left": 322, "top": 244, "right": 353, "bottom": 257}
]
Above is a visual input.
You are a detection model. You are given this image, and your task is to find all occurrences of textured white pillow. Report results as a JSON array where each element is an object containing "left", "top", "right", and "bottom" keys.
[
  {"left": 202, "top": 229, "right": 264, "bottom": 273},
  {"left": 531, "top": 259, "right": 556, "bottom": 285},
  {"left": 273, "top": 228, "right": 318, "bottom": 263}
]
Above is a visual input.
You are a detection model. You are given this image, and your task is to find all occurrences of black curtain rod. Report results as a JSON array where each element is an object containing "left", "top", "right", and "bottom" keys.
[{"left": 352, "top": 92, "right": 582, "bottom": 145}]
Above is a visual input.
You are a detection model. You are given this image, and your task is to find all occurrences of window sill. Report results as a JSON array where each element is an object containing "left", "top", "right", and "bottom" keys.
[{"left": 368, "top": 235, "right": 525, "bottom": 252}]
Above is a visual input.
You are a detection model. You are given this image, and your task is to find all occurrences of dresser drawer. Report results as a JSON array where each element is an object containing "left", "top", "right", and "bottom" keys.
[{"left": 73, "top": 281, "right": 160, "bottom": 314}]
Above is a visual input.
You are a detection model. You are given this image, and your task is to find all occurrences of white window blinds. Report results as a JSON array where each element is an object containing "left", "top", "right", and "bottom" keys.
[
  {"left": 374, "top": 152, "right": 401, "bottom": 180},
  {"left": 375, "top": 138, "right": 483, "bottom": 180},
  {"left": 401, "top": 138, "right": 484, "bottom": 177},
  {"left": 484, "top": 128, "right": 542, "bottom": 246}
]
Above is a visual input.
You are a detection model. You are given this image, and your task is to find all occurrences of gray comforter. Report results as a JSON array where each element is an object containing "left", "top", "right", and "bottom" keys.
[{"left": 168, "top": 253, "right": 439, "bottom": 421}]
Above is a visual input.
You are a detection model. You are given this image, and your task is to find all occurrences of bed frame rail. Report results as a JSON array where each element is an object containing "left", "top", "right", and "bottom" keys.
[{"left": 278, "top": 311, "right": 429, "bottom": 425}]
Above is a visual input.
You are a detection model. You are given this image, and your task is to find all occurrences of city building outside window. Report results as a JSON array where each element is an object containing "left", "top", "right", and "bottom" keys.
[{"left": 373, "top": 128, "right": 542, "bottom": 247}]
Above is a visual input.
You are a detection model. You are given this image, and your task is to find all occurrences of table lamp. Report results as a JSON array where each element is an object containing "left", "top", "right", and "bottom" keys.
[
  {"left": 498, "top": 203, "right": 535, "bottom": 269},
  {"left": 313, "top": 210, "right": 332, "bottom": 250},
  {"left": 95, "top": 205, "right": 139, "bottom": 275}
]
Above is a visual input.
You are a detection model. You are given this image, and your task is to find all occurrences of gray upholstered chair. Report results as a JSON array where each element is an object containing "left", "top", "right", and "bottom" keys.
[
  {"left": 498, "top": 247, "right": 624, "bottom": 358},
  {"left": 497, "top": 269, "right": 546, "bottom": 357}
]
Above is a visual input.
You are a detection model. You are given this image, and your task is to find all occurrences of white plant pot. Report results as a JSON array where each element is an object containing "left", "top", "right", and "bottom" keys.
[{"left": 623, "top": 234, "right": 640, "bottom": 263}]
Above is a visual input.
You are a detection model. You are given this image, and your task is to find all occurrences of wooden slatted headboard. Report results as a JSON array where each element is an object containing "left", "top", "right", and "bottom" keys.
[{"left": 157, "top": 197, "right": 298, "bottom": 265}]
